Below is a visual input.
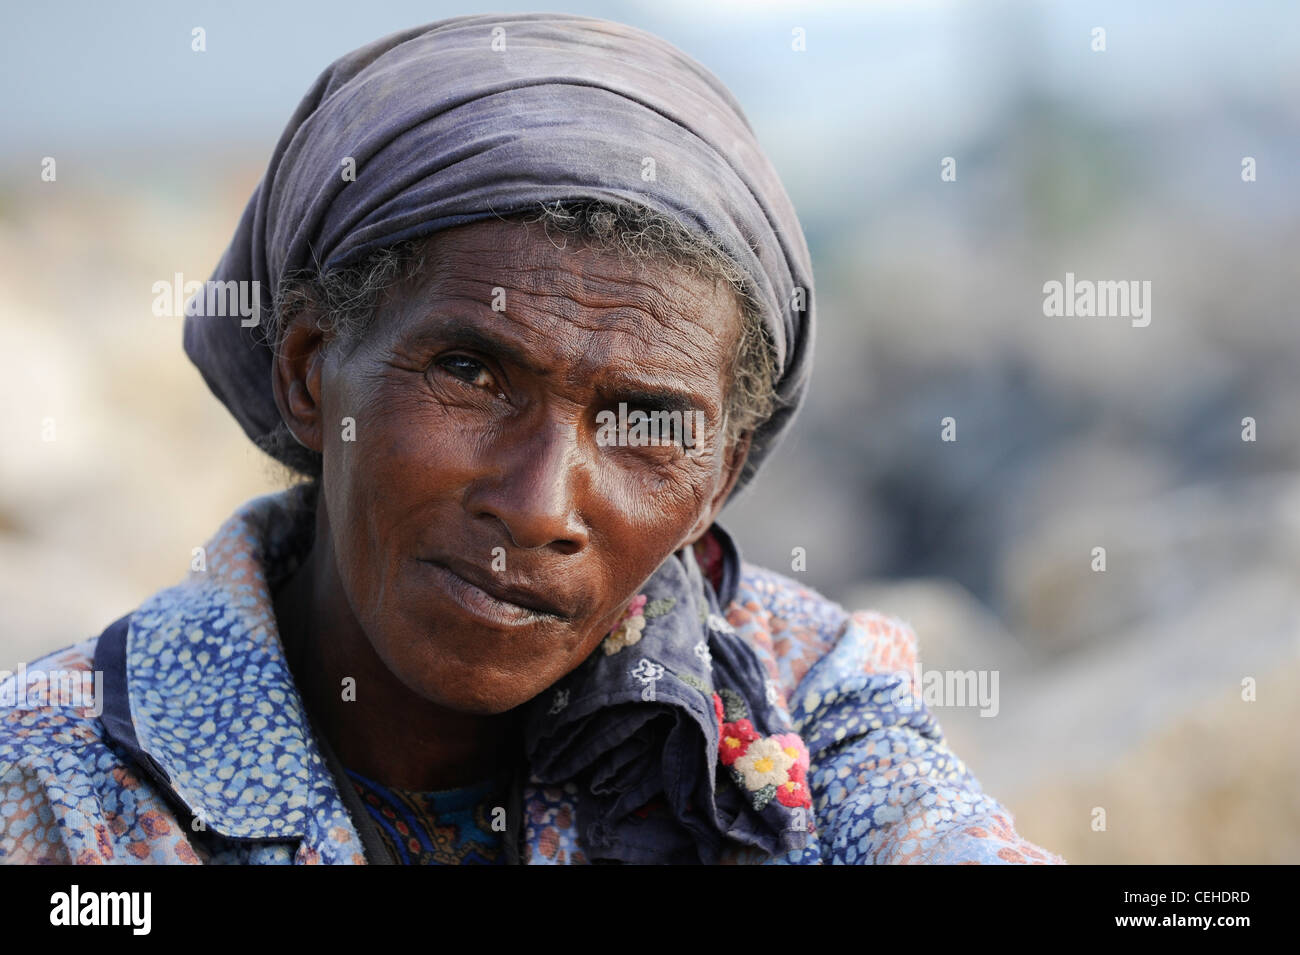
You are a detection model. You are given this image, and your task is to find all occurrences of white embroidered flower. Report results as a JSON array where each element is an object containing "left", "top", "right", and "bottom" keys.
[
  {"left": 629, "top": 658, "right": 664, "bottom": 685},
  {"left": 547, "top": 688, "right": 570, "bottom": 715},
  {"left": 733, "top": 737, "right": 795, "bottom": 791},
  {"left": 693, "top": 640, "right": 712, "bottom": 664},
  {"left": 764, "top": 679, "right": 779, "bottom": 705},
  {"left": 629, "top": 657, "right": 664, "bottom": 703}
]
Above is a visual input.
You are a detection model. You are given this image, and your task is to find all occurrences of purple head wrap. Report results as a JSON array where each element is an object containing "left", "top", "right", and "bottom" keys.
[{"left": 183, "top": 12, "right": 814, "bottom": 490}]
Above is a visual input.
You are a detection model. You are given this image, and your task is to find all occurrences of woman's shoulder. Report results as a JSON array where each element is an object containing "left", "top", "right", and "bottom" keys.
[
  {"left": 0, "top": 635, "right": 104, "bottom": 770},
  {"left": 726, "top": 562, "right": 921, "bottom": 702},
  {"left": 1, "top": 634, "right": 118, "bottom": 862},
  {"left": 731, "top": 562, "right": 850, "bottom": 637},
  {"left": 0, "top": 627, "right": 204, "bottom": 864}
]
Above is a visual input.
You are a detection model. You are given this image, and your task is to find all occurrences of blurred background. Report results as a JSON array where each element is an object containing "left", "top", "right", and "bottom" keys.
[{"left": 2, "top": 0, "right": 1297, "bottom": 863}]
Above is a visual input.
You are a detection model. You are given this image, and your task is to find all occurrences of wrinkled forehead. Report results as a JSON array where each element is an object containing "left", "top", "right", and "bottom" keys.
[{"left": 373, "top": 219, "right": 744, "bottom": 391}]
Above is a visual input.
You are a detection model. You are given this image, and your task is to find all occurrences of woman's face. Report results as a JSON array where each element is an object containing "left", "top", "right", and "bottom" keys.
[{"left": 289, "top": 219, "right": 748, "bottom": 714}]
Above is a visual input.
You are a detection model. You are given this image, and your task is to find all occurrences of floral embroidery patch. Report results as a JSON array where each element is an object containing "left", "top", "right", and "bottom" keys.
[
  {"left": 713, "top": 692, "right": 813, "bottom": 813},
  {"left": 602, "top": 594, "right": 676, "bottom": 655}
]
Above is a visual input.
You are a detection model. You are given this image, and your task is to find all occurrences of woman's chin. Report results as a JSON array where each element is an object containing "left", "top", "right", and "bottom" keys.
[{"left": 389, "top": 654, "right": 562, "bottom": 716}]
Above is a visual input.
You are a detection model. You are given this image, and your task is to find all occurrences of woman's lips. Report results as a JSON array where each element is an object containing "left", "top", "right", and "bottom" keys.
[{"left": 416, "top": 558, "right": 568, "bottom": 628}]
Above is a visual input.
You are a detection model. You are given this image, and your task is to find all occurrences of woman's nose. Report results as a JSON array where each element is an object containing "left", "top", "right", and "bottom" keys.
[{"left": 466, "top": 419, "right": 591, "bottom": 554}]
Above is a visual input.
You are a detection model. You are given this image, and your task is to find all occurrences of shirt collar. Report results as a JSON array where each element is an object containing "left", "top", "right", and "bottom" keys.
[{"left": 99, "top": 484, "right": 356, "bottom": 847}]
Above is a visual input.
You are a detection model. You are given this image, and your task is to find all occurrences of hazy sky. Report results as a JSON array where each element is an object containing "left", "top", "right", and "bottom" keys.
[{"left": 4, "top": 1, "right": 1294, "bottom": 162}]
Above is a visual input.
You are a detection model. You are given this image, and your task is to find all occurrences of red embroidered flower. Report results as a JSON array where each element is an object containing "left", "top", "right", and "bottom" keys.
[
  {"left": 712, "top": 692, "right": 725, "bottom": 726},
  {"left": 776, "top": 760, "right": 812, "bottom": 809},
  {"left": 718, "top": 718, "right": 759, "bottom": 766}
]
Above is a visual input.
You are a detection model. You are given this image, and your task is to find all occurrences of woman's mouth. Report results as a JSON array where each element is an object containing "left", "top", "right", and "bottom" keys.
[{"left": 415, "top": 557, "right": 571, "bottom": 628}]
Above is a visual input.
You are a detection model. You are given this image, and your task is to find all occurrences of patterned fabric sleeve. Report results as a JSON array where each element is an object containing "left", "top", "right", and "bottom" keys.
[
  {"left": 728, "top": 566, "right": 1065, "bottom": 865},
  {"left": 0, "top": 640, "right": 205, "bottom": 865}
]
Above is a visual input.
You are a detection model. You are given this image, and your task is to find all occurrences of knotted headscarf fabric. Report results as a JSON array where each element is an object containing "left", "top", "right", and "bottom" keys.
[{"left": 183, "top": 12, "right": 815, "bottom": 488}]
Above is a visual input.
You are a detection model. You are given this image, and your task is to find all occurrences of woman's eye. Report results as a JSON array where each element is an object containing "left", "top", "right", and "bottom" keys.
[
  {"left": 436, "top": 355, "right": 499, "bottom": 393},
  {"left": 597, "top": 406, "right": 706, "bottom": 459}
]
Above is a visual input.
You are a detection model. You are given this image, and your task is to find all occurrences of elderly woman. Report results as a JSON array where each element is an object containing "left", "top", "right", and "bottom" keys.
[{"left": 0, "top": 14, "right": 1062, "bottom": 865}]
